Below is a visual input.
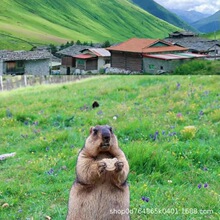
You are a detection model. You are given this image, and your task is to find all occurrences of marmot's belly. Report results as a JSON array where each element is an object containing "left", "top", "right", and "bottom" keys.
[{"left": 71, "top": 184, "right": 129, "bottom": 220}]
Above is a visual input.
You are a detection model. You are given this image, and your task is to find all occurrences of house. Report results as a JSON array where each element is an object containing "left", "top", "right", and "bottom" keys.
[
  {"left": 57, "top": 45, "right": 110, "bottom": 74},
  {"left": 57, "top": 45, "right": 93, "bottom": 74},
  {"left": 165, "top": 36, "right": 220, "bottom": 58},
  {"left": 143, "top": 53, "right": 206, "bottom": 74},
  {"left": 169, "top": 31, "right": 198, "bottom": 38},
  {"left": 50, "top": 56, "right": 61, "bottom": 74},
  {"left": 106, "top": 38, "right": 190, "bottom": 73},
  {"left": 0, "top": 50, "right": 51, "bottom": 75},
  {"left": 74, "top": 48, "right": 110, "bottom": 72}
]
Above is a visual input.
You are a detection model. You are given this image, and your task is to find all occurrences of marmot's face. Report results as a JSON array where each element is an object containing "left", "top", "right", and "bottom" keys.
[{"left": 87, "top": 125, "right": 117, "bottom": 152}]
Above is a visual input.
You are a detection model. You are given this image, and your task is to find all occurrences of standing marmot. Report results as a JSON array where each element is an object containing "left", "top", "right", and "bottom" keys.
[{"left": 66, "top": 125, "right": 130, "bottom": 220}]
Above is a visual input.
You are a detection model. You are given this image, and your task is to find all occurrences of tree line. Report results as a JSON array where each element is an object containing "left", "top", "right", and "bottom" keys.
[{"left": 47, "top": 40, "right": 112, "bottom": 55}]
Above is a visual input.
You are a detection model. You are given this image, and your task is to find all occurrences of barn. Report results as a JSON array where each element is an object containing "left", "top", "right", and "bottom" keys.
[
  {"left": 57, "top": 46, "right": 110, "bottom": 74},
  {"left": 106, "top": 38, "right": 190, "bottom": 73}
]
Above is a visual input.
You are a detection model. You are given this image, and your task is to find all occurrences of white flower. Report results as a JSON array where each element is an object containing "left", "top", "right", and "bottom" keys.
[{"left": 113, "top": 116, "right": 117, "bottom": 120}]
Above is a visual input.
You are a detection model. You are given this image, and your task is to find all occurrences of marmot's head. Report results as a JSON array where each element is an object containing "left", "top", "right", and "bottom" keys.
[{"left": 84, "top": 125, "right": 118, "bottom": 156}]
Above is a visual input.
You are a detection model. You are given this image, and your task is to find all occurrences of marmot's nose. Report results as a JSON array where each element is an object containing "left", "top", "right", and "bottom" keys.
[{"left": 102, "top": 131, "right": 110, "bottom": 142}]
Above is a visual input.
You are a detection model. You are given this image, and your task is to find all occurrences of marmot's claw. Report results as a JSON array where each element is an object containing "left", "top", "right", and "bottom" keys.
[
  {"left": 115, "top": 161, "right": 124, "bottom": 172},
  {"left": 98, "top": 161, "right": 107, "bottom": 174}
]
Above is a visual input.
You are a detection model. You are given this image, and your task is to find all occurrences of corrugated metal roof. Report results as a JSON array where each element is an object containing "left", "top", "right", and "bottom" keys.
[
  {"left": 107, "top": 38, "right": 156, "bottom": 53},
  {"left": 89, "top": 48, "right": 111, "bottom": 57},
  {"left": 74, "top": 54, "right": 95, "bottom": 59},
  {"left": 106, "top": 38, "right": 187, "bottom": 53},
  {"left": 143, "top": 53, "right": 206, "bottom": 60}
]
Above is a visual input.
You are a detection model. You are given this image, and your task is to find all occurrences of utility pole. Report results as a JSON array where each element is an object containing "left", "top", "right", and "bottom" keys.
[{"left": 214, "top": 30, "right": 217, "bottom": 60}]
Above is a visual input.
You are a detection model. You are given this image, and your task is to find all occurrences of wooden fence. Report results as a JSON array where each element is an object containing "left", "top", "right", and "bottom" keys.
[{"left": 0, "top": 75, "right": 89, "bottom": 91}]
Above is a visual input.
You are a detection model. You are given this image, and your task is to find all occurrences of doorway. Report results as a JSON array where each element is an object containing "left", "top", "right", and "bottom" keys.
[{"left": 67, "top": 67, "right": 70, "bottom": 75}]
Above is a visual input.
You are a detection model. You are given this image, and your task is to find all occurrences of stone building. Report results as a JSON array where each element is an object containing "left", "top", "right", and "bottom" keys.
[{"left": 0, "top": 50, "right": 51, "bottom": 75}]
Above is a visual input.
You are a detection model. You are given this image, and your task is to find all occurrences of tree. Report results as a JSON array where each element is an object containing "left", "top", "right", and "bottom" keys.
[
  {"left": 49, "top": 44, "right": 57, "bottom": 55},
  {"left": 102, "top": 40, "right": 111, "bottom": 48},
  {"left": 76, "top": 40, "right": 82, "bottom": 45}
]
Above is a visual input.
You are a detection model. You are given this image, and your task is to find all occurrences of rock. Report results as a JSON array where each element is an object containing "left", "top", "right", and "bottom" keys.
[{"left": 2, "top": 203, "right": 9, "bottom": 208}]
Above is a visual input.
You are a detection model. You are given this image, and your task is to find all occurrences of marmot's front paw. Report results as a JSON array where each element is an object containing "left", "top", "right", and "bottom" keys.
[
  {"left": 98, "top": 161, "right": 107, "bottom": 174},
  {"left": 115, "top": 161, "right": 124, "bottom": 172}
]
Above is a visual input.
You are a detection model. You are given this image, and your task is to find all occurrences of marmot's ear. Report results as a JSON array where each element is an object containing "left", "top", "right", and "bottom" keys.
[
  {"left": 106, "top": 125, "right": 113, "bottom": 132},
  {"left": 90, "top": 127, "right": 94, "bottom": 134}
]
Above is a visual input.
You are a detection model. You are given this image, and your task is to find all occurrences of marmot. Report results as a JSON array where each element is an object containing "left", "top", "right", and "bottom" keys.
[{"left": 66, "top": 125, "right": 130, "bottom": 220}]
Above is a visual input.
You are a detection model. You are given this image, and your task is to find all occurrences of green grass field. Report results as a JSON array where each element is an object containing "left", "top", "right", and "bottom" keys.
[{"left": 0, "top": 76, "right": 219, "bottom": 219}]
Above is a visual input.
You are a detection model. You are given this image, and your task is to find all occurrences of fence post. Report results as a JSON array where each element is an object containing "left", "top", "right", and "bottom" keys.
[
  {"left": 24, "top": 75, "right": 27, "bottom": 87},
  {"left": 0, "top": 75, "right": 3, "bottom": 91}
]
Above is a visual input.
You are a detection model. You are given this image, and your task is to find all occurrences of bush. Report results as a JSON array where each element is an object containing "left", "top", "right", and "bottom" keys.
[{"left": 173, "top": 60, "right": 218, "bottom": 75}]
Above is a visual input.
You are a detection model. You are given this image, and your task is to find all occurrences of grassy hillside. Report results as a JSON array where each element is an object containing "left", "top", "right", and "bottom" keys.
[
  {"left": 192, "top": 10, "right": 220, "bottom": 33},
  {"left": 131, "top": 0, "right": 196, "bottom": 32},
  {"left": 203, "top": 30, "right": 220, "bottom": 40},
  {"left": 0, "top": 76, "right": 219, "bottom": 219},
  {"left": 0, "top": 0, "right": 179, "bottom": 50}
]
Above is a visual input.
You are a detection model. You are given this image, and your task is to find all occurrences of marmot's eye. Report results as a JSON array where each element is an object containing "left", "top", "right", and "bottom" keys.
[
  {"left": 109, "top": 127, "right": 113, "bottom": 133},
  {"left": 93, "top": 128, "right": 98, "bottom": 135}
]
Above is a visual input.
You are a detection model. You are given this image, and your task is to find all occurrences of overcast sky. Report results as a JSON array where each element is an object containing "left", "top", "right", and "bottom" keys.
[{"left": 154, "top": 0, "right": 220, "bottom": 14}]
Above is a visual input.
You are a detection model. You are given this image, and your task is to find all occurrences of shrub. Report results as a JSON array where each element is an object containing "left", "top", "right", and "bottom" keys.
[{"left": 173, "top": 60, "right": 218, "bottom": 75}]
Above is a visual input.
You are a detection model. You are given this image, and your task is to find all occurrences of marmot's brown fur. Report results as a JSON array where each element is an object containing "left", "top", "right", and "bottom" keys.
[{"left": 66, "top": 125, "right": 130, "bottom": 220}]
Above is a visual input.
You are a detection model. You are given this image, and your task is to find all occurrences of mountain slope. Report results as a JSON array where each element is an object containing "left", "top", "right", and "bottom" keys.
[
  {"left": 131, "top": 0, "right": 195, "bottom": 31},
  {"left": 191, "top": 10, "right": 220, "bottom": 33},
  {"left": 170, "top": 9, "right": 211, "bottom": 24},
  {"left": 204, "top": 30, "right": 220, "bottom": 40},
  {"left": 0, "top": 0, "right": 179, "bottom": 50}
]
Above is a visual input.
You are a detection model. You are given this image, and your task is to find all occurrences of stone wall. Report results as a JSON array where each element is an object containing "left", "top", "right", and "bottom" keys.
[
  {"left": 143, "top": 58, "right": 187, "bottom": 74},
  {"left": 25, "top": 59, "right": 50, "bottom": 75}
]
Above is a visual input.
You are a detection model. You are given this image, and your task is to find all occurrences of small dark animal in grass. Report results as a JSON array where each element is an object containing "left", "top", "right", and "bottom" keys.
[
  {"left": 92, "top": 101, "right": 99, "bottom": 108},
  {"left": 66, "top": 125, "right": 130, "bottom": 220}
]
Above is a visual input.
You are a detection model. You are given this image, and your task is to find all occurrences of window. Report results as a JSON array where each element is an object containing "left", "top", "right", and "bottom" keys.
[
  {"left": 17, "top": 61, "right": 24, "bottom": 68},
  {"left": 77, "top": 59, "right": 85, "bottom": 65},
  {"left": 105, "top": 59, "right": 110, "bottom": 64},
  {"left": 149, "top": 64, "right": 155, "bottom": 70}
]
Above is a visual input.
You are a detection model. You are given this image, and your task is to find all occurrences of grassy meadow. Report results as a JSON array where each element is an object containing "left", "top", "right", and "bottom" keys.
[{"left": 0, "top": 76, "right": 219, "bottom": 219}]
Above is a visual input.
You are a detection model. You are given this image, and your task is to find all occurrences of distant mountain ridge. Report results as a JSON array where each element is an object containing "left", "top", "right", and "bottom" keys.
[
  {"left": 131, "top": 0, "right": 196, "bottom": 31},
  {"left": 0, "top": 0, "right": 180, "bottom": 50},
  {"left": 170, "top": 9, "right": 211, "bottom": 24},
  {"left": 191, "top": 10, "right": 220, "bottom": 33}
]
